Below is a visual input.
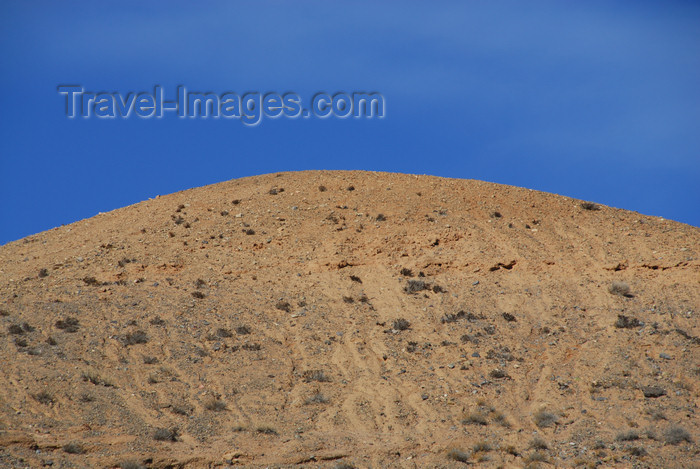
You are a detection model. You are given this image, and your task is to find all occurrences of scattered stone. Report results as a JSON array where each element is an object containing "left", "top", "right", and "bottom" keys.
[{"left": 642, "top": 386, "right": 666, "bottom": 398}]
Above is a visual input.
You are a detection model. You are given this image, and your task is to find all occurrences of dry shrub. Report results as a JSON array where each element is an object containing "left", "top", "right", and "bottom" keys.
[{"left": 609, "top": 281, "right": 632, "bottom": 297}]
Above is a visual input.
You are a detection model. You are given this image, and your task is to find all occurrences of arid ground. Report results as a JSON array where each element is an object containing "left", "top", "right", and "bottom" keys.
[{"left": 0, "top": 171, "right": 698, "bottom": 468}]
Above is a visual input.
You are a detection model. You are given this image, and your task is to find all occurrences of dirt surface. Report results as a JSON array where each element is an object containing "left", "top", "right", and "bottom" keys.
[{"left": 0, "top": 170, "right": 698, "bottom": 468}]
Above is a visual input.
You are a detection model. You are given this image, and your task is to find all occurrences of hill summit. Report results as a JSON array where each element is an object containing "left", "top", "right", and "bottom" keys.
[{"left": 0, "top": 171, "right": 698, "bottom": 468}]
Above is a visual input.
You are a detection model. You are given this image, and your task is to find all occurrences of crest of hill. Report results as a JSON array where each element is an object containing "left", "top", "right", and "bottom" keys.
[{"left": 0, "top": 171, "right": 698, "bottom": 468}]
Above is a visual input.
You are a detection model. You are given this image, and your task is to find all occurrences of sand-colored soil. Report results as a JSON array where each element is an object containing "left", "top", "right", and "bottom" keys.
[{"left": 0, "top": 171, "right": 698, "bottom": 468}]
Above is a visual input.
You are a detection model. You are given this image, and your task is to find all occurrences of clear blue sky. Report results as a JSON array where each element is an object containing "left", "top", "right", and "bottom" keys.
[{"left": 1, "top": 1, "right": 699, "bottom": 244}]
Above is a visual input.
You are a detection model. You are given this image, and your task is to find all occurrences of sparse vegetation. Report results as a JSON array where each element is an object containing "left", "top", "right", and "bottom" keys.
[
  {"left": 117, "top": 257, "right": 135, "bottom": 267},
  {"left": 446, "top": 448, "right": 470, "bottom": 463},
  {"left": 304, "top": 392, "right": 329, "bottom": 405},
  {"left": 491, "top": 410, "right": 510, "bottom": 427},
  {"left": 392, "top": 318, "right": 411, "bottom": 331},
  {"left": 171, "top": 404, "right": 190, "bottom": 416},
  {"left": 63, "top": 442, "right": 84, "bottom": 454},
  {"left": 38, "top": 268, "right": 49, "bottom": 278},
  {"left": 150, "top": 316, "right": 166, "bottom": 326},
  {"left": 404, "top": 279, "right": 427, "bottom": 294},
  {"left": 119, "top": 461, "right": 145, "bottom": 469},
  {"left": 533, "top": 409, "right": 559, "bottom": 428},
  {"left": 303, "top": 370, "right": 331, "bottom": 382},
  {"left": 505, "top": 445, "right": 520, "bottom": 456},
  {"left": 609, "top": 281, "right": 632, "bottom": 297},
  {"left": 462, "top": 412, "right": 488, "bottom": 426},
  {"left": 530, "top": 438, "right": 548, "bottom": 450},
  {"left": 56, "top": 317, "right": 80, "bottom": 332},
  {"left": 664, "top": 426, "right": 692, "bottom": 445},
  {"left": 647, "top": 409, "right": 666, "bottom": 421},
  {"left": 615, "top": 314, "right": 643, "bottom": 329},
  {"left": 674, "top": 327, "right": 700, "bottom": 345},
  {"left": 627, "top": 446, "right": 647, "bottom": 457},
  {"left": 203, "top": 396, "right": 227, "bottom": 411},
  {"left": 461, "top": 333, "right": 479, "bottom": 345},
  {"left": 441, "top": 311, "right": 467, "bottom": 323},
  {"left": 2, "top": 174, "right": 698, "bottom": 468},
  {"left": 276, "top": 300, "right": 291, "bottom": 312},
  {"left": 82, "top": 370, "right": 114, "bottom": 387},
  {"left": 616, "top": 430, "right": 640, "bottom": 441},
  {"left": 33, "top": 391, "right": 54, "bottom": 405},
  {"left": 83, "top": 276, "right": 102, "bottom": 286},
  {"left": 526, "top": 451, "right": 549, "bottom": 464},
  {"left": 580, "top": 201, "right": 600, "bottom": 211},
  {"left": 153, "top": 427, "right": 179, "bottom": 442},
  {"left": 489, "top": 369, "right": 509, "bottom": 379},
  {"left": 124, "top": 330, "right": 148, "bottom": 345},
  {"left": 502, "top": 312, "right": 516, "bottom": 322},
  {"left": 332, "top": 462, "right": 355, "bottom": 469},
  {"left": 473, "top": 441, "right": 492, "bottom": 452},
  {"left": 256, "top": 425, "right": 278, "bottom": 435}
]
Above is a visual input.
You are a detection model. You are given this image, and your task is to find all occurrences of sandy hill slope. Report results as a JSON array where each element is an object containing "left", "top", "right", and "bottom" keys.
[{"left": 0, "top": 171, "right": 698, "bottom": 468}]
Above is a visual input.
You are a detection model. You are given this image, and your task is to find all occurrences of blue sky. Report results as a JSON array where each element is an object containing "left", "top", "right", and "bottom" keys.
[{"left": 1, "top": 1, "right": 699, "bottom": 244}]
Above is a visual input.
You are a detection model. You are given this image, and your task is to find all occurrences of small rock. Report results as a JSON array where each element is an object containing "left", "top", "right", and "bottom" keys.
[
  {"left": 472, "top": 281, "right": 479, "bottom": 285},
  {"left": 659, "top": 352, "right": 672, "bottom": 360},
  {"left": 472, "top": 352, "right": 480, "bottom": 358},
  {"left": 641, "top": 386, "right": 666, "bottom": 398},
  {"left": 421, "top": 394, "right": 429, "bottom": 400}
]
